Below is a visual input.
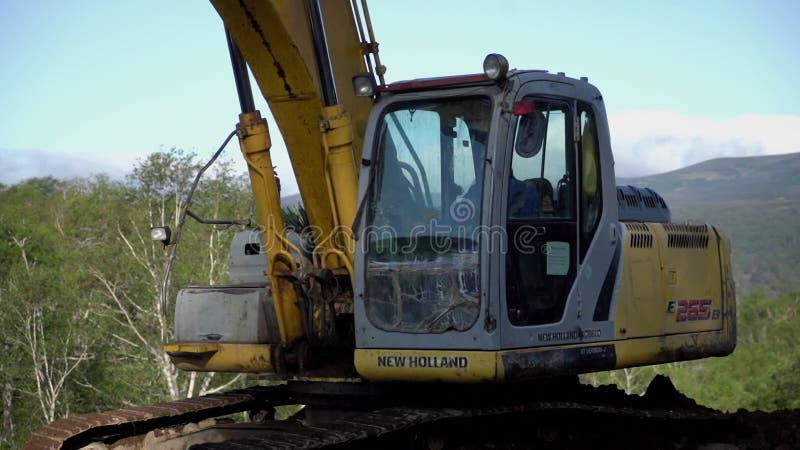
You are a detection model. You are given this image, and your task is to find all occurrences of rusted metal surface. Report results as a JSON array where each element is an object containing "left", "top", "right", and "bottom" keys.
[{"left": 23, "top": 386, "right": 287, "bottom": 450}]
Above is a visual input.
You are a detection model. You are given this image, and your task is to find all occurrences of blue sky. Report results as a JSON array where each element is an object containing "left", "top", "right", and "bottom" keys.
[{"left": 1, "top": 1, "right": 799, "bottom": 192}]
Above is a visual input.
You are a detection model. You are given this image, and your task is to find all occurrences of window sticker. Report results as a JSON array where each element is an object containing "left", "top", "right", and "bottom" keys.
[{"left": 546, "top": 241, "right": 570, "bottom": 276}]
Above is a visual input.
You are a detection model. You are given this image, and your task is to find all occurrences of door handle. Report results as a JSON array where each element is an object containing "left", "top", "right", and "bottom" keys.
[{"left": 610, "top": 223, "right": 618, "bottom": 245}]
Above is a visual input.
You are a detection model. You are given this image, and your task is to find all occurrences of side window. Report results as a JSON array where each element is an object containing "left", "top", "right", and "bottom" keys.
[
  {"left": 579, "top": 105, "right": 602, "bottom": 259},
  {"left": 509, "top": 99, "right": 574, "bottom": 219},
  {"left": 505, "top": 98, "right": 577, "bottom": 326}
]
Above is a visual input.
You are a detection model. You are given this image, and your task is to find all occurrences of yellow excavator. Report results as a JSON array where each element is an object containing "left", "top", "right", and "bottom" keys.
[{"left": 26, "top": 1, "right": 737, "bottom": 448}]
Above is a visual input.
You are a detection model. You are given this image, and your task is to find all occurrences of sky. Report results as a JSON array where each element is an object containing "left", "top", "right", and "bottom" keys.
[{"left": 1, "top": 0, "right": 799, "bottom": 194}]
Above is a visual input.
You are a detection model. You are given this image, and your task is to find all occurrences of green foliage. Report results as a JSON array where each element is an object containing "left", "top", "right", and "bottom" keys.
[
  {"left": 281, "top": 204, "right": 315, "bottom": 252},
  {"left": 0, "top": 150, "right": 253, "bottom": 448},
  {"left": 281, "top": 204, "right": 309, "bottom": 232}
]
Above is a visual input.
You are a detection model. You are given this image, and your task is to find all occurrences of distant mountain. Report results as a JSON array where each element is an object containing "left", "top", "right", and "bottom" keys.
[
  {"left": 618, "top": 152, "right": 800, "bottom": 202},
  {"left": 619, "top": 152, "right": 800, "bottom": 297}
]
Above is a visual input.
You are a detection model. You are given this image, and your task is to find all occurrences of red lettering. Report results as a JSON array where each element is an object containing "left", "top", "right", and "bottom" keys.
[
  {"left": 687, "top": 299, "right": 699, "bottom": 320},
  {"left": 698, "top": 299, "right": 712, "bottom": 320},
  {"left": 675, "top": 299, "right": 713, "bottom": 322},
  {"left": 677, "top": 300, "right": 688, "bottom": 322}
]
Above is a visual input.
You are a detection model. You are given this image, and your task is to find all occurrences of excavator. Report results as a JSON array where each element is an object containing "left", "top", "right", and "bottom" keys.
[{"left": 26, "top": 1, "right": 742, "bottom": 448}]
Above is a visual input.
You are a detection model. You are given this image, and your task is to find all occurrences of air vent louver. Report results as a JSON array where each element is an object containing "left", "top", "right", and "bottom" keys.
[
  {"left": 624, "top": 222, "right": 653, "bottom": 248},
  {"left": 664, "top": 224, "right": 709, "bottom": 248}
]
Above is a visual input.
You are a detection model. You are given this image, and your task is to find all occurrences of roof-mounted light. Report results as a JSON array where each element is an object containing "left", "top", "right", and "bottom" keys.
[
  {"left": 352, "top": 72, "right": 378, "bottom": 97},
  {"left": 483, "top": 53, "right": 509, "bottom": 81}
]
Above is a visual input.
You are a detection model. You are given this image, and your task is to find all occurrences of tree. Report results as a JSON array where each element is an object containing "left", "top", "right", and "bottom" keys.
[
  {"left": 0, "top": 155, "right": 255, "bottom": 447},
  {"left": 88, "top": 149, "right": 250, "bottom": 401},
  {"left": 0, "top": 178, "right": 96, "bottom": 444}
]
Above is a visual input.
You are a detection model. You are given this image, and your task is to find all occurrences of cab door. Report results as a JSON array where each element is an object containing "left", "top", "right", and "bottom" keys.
[
  {"left": 498, "top": 84, "right": 618, "bottom": 353},
  {"left": 502, "top": 97, "right": 578, "bottom": 328}
]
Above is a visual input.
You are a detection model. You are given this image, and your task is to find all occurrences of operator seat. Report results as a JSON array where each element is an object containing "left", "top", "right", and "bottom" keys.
[
  {"left": 522, "top": 178, "right": 554, "bottom": 215},
  {"left": 508, "top": 173, "right": 539, "bottom": 218}
]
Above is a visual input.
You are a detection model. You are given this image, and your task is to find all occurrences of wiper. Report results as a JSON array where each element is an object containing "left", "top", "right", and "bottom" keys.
[
  {"left": 351, "top": 155, "right": 376, "bottom": 241},
  {"left": 389, "top": 113, "right": 434, "bottom": 207},
  {"left": 424, "top": 298, "right": 480, "bottom": 331}
]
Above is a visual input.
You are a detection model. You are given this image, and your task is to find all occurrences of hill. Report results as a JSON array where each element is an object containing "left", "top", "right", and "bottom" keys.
[
  {"left": 618, "top": 152, "right": 800, "bottom": 202},
  {"left": 618, "top": 152, "right": 800, "bottom": 296}
]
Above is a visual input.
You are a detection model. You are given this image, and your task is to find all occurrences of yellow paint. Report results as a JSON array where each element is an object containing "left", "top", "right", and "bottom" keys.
[
  {"left": 615, "top": 224, "right": 662, "bottom": 337},
  {"left": 236, "top": 111, "right": 304, "bottom": 344},
  {"left": 355, "top": 349, "right": 497, "bottom": 383},
  {"left": 164, "top": 343, "right": 217, "bottom": 354},
  {"left": 656, "top": 224, "right": 723, "bottom": 334},
  {"left": 165, "top": 343, "right": 275, "bottom": 373},
  {"left": 212, "top": 0, "right": 373, "bottom": 262},
  {"left": 318, "top": 0, "right": 373, "bottom": 163},
  {"left": 322, "top": 105, "right": 358, "bottom": 232},
  {"left": 318, "top": 104, "right": 358, "bottom": 273},
  {"left": 615, "top": 223, "right": 724, "bottom": 339},
  {"left": 213, "top": 0, "right": 334, "bottom": 248}
]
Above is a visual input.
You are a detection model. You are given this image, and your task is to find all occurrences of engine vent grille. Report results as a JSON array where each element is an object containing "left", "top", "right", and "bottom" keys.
[
  {"left": 618, "top": 189, "right": 639, "bottom": 208},
  {"left": 625, "top": 222, "right": 653, "bottom": 248},
  {"left": 664, "top": 224, "right": 709, "bottom": 248},
  {"left": 616, "top": 185, "right": 671, "bottom": 223}
]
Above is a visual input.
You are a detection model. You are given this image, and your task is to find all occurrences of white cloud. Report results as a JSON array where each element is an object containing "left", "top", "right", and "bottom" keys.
[
  {"left": 0, "top": 148, "right": 142, "bottom": 185},
  {"left": 608, "top": 110, "right": 800, "bottom": 177},
  {"left": 0, "top": 147, "right": 258, "bottom": 189},
  {"left": 0, "top": 146, "right": 303, "bottom": 195},
  {"left": 0, "top": 142, "right": 305, "bottom": 194},
  {"left": 3, "top": 111, "right": 799, "bottom": 188}
]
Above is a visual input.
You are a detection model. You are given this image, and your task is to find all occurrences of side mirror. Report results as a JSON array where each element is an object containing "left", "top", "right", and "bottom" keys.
[
  {"left": 514, "top": 111, "right": 546, "bottom": 158},
  {"left": 150, "top": 226, "right": 172, "bottom": 247}
]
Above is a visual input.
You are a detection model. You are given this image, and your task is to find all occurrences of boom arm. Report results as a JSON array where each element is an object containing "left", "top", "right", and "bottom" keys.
[
  {"left": 211, "top": 0, "right": 373, "bottom": 242},
  {"left": 208, "top": 0, "right": 378, "bottom": 349}
]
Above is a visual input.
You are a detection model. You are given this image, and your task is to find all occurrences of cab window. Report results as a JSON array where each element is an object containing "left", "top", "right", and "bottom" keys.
[
  {"left": 365, "top": 96, "right": 491, "bottom": 333},
  {"left": 509, "top": 100, "right": 574, "bottom": 219}
]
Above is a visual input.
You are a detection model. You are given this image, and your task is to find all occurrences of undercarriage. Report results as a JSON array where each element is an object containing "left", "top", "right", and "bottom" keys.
[{"left": 25, "top": 376, "right": 800, "bottom": 449}]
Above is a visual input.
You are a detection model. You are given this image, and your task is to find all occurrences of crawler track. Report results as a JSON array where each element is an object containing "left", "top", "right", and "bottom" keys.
[
  {"left": 24, "top": 376, "right": 800, "bottom": 449},
  {"left": 23, "top": 386, "right": 288, "bottom": 450}
]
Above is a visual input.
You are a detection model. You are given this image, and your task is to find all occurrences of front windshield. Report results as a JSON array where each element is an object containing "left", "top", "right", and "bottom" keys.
[{"left": 364, "top": 96, "right": 492, "bottom": 333}]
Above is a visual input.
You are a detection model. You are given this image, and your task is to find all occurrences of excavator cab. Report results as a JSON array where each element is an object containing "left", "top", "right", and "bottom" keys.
[
  {"left": 352, "top": 57, "right": 735, "bottom": 381},
  {"left": 162, "top": 54, "right": 734, "bottom": 383}
]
